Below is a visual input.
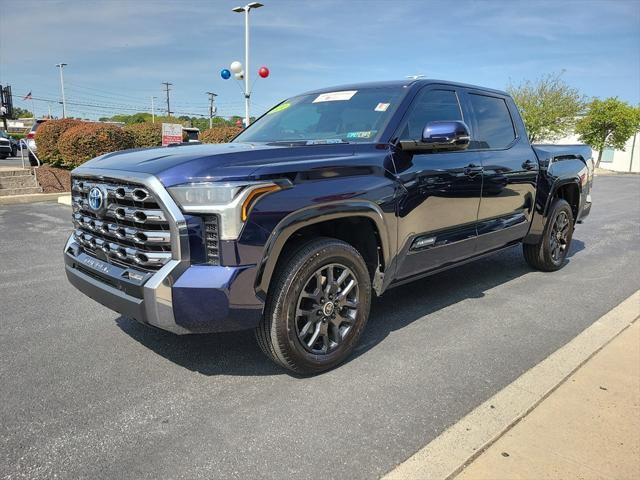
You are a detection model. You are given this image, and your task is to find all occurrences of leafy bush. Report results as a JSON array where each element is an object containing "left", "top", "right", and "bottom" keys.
[
  {"left": 35, "top": 119, "right": 83, "bottom": 165},
  {"left": 58, "top": 123, "right": 135, "bottom": 166},
  {"left": 124, "top": 122, "right": 162, "bottom": 148},
  {"left": 200, "top": 126, "right": 242, "bottom": 144}
]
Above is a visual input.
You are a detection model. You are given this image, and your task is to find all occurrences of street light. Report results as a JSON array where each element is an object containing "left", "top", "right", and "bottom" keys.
[
  {"left": 232, "top": 2, "right": 264, "bottom": 127},
  {"left": 55, "top": 63, "right": 67, "bottom": 118}
]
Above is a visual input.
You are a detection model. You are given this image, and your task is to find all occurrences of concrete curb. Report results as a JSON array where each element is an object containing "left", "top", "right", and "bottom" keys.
[
  {"left": 383, "top": 290, "right": 640, "bottom": 480},
  {"left": 0, "top": 192, "right": 71, "bottom": 205}
]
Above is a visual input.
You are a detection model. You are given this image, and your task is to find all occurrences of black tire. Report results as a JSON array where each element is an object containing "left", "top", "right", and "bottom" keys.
[
  {"left": 256, "top": 237, "right": 372, "bottom": 374},
  {"left": 523, "top": 198, "right": 574, "bottom": 271},
  {"left": 0, "top": 153, "right": 7, "bottom": 159},
  {"left": 28, "top": 152, "right": 38, "bottom": 167}
]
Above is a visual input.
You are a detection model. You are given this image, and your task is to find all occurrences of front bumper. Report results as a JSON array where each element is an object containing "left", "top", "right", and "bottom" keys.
[
  {"left": 64, "top": 236, "right": 263, "bottom": 334},
  {"left": 64, "top": 167, "right": 263, "bottom": 335}
]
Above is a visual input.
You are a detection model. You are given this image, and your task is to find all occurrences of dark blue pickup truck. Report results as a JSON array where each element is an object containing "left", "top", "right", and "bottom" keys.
[{"left": 65, "top": 79, "right": 593, "bottom": 373}]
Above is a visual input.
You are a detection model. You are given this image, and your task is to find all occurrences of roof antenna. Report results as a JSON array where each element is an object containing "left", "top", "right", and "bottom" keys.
[{"left": 406, "top": 74, "right": 426, "bottom": 80}]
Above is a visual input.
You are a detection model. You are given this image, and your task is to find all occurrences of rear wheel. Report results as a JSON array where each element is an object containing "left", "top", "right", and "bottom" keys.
[
  {"left": 523, "top": 198, "right": 574, "bottom": 271},
  {"left": 256, "top": 238, "right": 371, "bottom": 374}
]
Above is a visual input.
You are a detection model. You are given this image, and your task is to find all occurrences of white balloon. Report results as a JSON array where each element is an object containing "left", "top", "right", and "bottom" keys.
[
  {"left": 230, "top": 61, "right": 243, "bottom": 74},
  {"left": 234, "top": 71, "right": 244, "bottom": 80}
]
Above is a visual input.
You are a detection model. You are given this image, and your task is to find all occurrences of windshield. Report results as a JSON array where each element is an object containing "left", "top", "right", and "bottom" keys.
[{"left": 233, "top": 87, "right": 405, "bottom": 144}]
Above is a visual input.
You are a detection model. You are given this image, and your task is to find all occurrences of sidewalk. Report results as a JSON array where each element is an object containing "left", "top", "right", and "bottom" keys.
[{"left": 455, "top": 320, "right": 640, "bottom": 480}]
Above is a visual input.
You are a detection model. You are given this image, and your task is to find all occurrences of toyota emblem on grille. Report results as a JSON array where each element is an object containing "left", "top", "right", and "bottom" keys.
[{"left": 88, "top": 186, "right": 104, "bottom": 212}]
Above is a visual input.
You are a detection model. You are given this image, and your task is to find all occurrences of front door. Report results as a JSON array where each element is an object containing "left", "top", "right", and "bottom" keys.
[{"left": 393, "top": 87, "right": 482, "bottom": 280}]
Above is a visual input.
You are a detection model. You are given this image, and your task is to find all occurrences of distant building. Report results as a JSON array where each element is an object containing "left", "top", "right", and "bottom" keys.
[{"left": 547, "top": 130, "right": 639, "bottom": 173}]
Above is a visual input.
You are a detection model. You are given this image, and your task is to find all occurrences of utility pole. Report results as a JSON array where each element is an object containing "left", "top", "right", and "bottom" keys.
[
  {"left": 55, "top": 63, "right": 67, "bottom": 118},
  {"left": 150, "top": 96, "right": 157, "bottom": 123},
  {"left": 162, "top": 82, "right": 172, "bottom": 117},
  {"left": 206, "top": 92, "right": 217, "bottom": 129}
]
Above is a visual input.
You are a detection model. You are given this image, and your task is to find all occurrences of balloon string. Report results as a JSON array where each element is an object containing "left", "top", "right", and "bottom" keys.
[{"left": 249, "top": 76, "right": 259, "bottom": 95}]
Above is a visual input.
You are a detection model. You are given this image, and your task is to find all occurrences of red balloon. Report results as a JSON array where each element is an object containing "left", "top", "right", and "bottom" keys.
[{"left": 258, "top": 66, "right": 269, "bottom": 78}]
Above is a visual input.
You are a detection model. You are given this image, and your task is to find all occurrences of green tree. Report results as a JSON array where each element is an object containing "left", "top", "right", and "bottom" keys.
[
  {"left": 508, "top": 72, "right": 585, "bottom": 143},
  {"left": 9, "top": 107, "right": 34, "bottom": 119},
  {"left": 575, "top": 98, "right": 640, "bottom": 167}
]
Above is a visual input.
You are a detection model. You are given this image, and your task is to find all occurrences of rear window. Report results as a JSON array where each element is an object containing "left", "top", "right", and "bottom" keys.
[{"left": 468, "top": 94, "right": 515, "bottom": 149}]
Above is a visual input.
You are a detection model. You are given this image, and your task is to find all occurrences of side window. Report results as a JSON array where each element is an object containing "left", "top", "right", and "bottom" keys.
[
  {"left": 468, "top": 94, "right": 515, "bottom": 149},
  {"left": 400, "top": 89, "right": 463, "bottom": 140}
]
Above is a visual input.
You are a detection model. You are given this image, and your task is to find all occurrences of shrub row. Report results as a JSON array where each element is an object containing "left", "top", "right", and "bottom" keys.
[
  {"left": 35, "top": 120, "right": 243, "bottom": 167},
  {"left": 200, "top": 126, "right": 242, "bottom": 144},
  {"left": 57, "top": 124, "right": 135, "bottom": 166}
]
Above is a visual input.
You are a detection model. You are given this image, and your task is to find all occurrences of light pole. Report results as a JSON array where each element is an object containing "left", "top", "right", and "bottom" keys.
[
  {"left": 232, "top": 2, "right": 263, "bottom": 127},
  {"left": 55, "top": 63, "right": 67, "bottom": 118}
]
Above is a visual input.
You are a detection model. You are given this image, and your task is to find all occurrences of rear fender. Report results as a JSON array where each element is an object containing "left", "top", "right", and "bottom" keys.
[{"left": 524, "top": 156, "right": 586, "bottom": 244}]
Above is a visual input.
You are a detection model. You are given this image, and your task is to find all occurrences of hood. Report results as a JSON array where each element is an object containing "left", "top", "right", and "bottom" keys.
[{"left": 74, "top": 142, "right": 363, "bottom": 187}]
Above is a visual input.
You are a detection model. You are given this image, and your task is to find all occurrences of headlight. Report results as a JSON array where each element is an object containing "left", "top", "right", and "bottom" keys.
[{"left": 168, "top": 181, "right": 283, "bottom": 240}]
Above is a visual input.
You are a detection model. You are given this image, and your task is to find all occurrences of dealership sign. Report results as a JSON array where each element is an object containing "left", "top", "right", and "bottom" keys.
[{"left": 162, "top": 123, "right": 182, "bottom": 146}]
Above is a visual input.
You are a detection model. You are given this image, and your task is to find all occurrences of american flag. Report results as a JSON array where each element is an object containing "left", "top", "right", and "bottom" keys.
[{"left": 23, "top": 91, "right": 32, "bottom": 100}]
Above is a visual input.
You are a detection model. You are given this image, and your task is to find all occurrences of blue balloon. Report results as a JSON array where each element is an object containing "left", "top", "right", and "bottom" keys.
[{"left": 220, "top": 69, "right": 231, "bottom": 80}]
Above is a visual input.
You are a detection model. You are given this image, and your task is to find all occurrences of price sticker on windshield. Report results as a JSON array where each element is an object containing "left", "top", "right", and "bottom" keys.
[{"left": 312, "top": 90, "right": 357, "bottom": 103}]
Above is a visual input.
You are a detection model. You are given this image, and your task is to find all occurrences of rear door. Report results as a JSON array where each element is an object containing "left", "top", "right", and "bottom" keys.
[
  {"left": 393, "top": 86, "right": 482, "bottom": 280},
  {"left": 460, "top": 90, "right": 538, "bottom": 252}
]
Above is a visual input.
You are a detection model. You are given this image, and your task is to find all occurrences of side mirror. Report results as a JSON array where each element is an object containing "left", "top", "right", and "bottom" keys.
[{"left": 399, "top": 120, "right": 470, "bottom": 152}]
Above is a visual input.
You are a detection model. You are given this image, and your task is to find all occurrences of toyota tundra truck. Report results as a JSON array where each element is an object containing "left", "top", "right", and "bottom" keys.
[{"left": 64, "top": 79, "right": 593, "bottom": 374}]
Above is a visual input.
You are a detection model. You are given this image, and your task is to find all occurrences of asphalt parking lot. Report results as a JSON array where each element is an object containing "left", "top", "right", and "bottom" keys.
[
  {"left": 0, "top": 154, "right": 28, "bottom": 169},
  {"left": 1, "top": 175, "right": 639, "bottom": 480}
]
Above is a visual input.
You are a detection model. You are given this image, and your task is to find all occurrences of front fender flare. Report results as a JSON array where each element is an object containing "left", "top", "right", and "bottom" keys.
[{"left": 254, "top": 200, "right": 392, "bottom": 299}]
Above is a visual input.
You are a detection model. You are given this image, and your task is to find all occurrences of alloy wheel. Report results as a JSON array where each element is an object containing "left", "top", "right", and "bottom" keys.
[
  {"left": 549, "top": 210, "right": 570, "bottom": 263},
  {"left": 295, "top": 263, "right": 359, "bottom": 354}
]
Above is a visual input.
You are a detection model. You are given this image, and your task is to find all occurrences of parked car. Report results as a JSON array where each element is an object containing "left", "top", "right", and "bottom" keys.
[
  {"left": 182, "top": 127, "right": 200, "bottom": 143},
  {"left": 64, "top": 79, "right": 594, "bottom": 374},
  {"left": 0, "top": 130, "right": 18, "bottom": 158},
  {"left": 25, "top": 118, "right": 47, "bottom": 165}
]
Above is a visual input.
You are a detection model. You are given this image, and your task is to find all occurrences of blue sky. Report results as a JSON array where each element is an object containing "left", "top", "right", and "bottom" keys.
[{"left": 1, "top": 0, "right": 638, "bottom": 120}]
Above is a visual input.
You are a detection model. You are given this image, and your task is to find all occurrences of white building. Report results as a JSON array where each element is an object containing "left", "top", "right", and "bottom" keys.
[{"left": 548, "top": 130, "right": 640, "bottom": 173}]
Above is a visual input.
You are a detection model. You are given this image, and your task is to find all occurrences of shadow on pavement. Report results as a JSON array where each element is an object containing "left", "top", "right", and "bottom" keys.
[{"left": 116, "top": 240, "right": 585, "bottom": 377}]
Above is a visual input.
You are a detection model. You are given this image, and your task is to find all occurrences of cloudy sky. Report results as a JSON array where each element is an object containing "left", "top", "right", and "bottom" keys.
[{"left": 1, "top": 0, "right": 638, "bottom": 120}]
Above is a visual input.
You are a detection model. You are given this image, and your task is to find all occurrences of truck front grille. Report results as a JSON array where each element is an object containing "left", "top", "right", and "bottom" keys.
[{"left": 71, "top": 177, "right": 172, "bottom": 271}]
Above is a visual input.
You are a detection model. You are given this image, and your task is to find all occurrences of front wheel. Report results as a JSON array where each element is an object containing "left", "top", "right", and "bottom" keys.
[
  {"left": 256, "top": 238, "right": 372, "bottom": 374},
  {"left": 523, "top": 198, "right": 574, "bottom": 271}
]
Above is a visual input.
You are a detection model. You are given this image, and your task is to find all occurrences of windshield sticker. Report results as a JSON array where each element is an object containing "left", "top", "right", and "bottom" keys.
[
  {"left": 346, "top": 131, "right": 373, "bottom": 139},
  {"left": 305, "top": 139, "right": 346, "bottom": 145},
  {"left": 312, "top": 90, "right": 357, "bottom": 103},
  {"left": 374, "top": 102, "right": 390, "bottom": 112},
  {"left": 267, "top": 102, "right": 291, "bottom": 115}
]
